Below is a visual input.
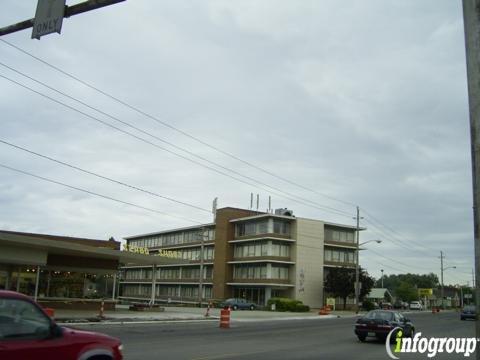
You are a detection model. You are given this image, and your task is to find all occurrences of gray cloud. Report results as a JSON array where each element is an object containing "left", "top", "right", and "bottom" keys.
[{"left": 0, "top": 0, "right": 472, "bottom": 285}]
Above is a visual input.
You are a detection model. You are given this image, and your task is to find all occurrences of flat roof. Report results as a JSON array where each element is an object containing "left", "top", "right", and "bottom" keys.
[
  {"left": 124, "top": 223, "right": 215, "bottom": 240},
  {"left": 0, "top": 231, "right": 186, "bottom": 268},
  {"left": 229, "top": 213, "right": 295, "bottom": 223}
]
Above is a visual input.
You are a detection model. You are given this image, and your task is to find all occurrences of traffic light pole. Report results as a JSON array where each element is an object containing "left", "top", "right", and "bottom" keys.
[{"left": 0, "top": 0, "right": 125, "bottom": 37}]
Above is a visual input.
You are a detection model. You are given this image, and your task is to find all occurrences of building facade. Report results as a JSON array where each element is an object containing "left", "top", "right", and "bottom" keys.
[{"left": 120, "top": 207, "right": 357, "bottom": 308}]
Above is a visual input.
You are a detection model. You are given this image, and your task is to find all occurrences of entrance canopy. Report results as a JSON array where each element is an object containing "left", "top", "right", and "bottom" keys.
[{"left": 0, "top": 230, "right": 185, "bottom": 273}]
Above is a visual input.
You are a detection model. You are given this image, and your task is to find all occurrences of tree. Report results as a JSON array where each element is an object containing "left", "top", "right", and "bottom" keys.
[
  {"left": 395, "top": 281, "right": 418, "bottom": 302},
  {"left": 324, "top": 267, "right": 352, "bottom": 309},
  {"left": 359, "top": 268, "right": 375, "bottom": 302},
  {"left": 377, "top": 273, "right": 439, "bottom": 294},
  {"left": 324, "top": 267, "right": 375, "bottom": 309}
]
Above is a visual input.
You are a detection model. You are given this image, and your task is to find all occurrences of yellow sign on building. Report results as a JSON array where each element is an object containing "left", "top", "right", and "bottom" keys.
[{"left": 418, "top": 288, "right": 433, "bottom": 296}]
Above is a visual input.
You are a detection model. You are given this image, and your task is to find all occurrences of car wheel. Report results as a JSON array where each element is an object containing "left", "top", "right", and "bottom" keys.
[
  {"left": 232, "top": 305, "right": 238, "bottom": 310},
  {"left": 249, "top": 305, "right": 255, "bottom": 310},
  {"left": 409, "top": 328, "right": 415, "bottom": 338},
  {"left": 357, "top": 335, "right": 366, "bottom": 342},
  {"left": 461, "top": 317, "right": 465, "bottom": 321}
]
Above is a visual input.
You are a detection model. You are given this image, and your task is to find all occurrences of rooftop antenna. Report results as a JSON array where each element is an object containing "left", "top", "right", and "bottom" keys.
[{"left": 212, "top": 197, "right": 218, "bottom": 222}]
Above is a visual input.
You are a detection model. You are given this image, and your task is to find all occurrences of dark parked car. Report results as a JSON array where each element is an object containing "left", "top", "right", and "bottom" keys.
[
  {"left": 220, "top": 298, "right": 256, "bottom": 310},
  {"left": 381, "top": 302, "right": 393, "bottom": 310},
  {"left": 354, "top": 310, "right": 415, "bottom": 342},
  {"left": 0, "top": 290, "right": 123, "bottom": 360},
  {"left": 461, "top": 305, "right": 476, "bottom": 320},
  {"left": 393, "top": 300, "right": 408, "bottom": 310}
]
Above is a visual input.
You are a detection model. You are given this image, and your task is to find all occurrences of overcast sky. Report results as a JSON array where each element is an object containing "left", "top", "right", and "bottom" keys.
[{"left": 0, "top": 0, "right": 472, "bottom": 286}]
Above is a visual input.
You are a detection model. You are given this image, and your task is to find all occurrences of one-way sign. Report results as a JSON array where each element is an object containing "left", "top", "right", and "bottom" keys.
[{"left": 31, "top": 0, "right": 66, "bottom": 40}]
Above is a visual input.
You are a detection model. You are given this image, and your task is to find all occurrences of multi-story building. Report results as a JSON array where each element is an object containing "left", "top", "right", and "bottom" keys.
[{"left": 119, "top": 207, "right": 357, "bottom": 308}]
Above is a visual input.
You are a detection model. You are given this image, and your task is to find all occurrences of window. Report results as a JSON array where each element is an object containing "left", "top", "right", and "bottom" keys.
[
  {"left": 324, "top": 249, "right": 355, "bottom": 264},
  {"left": 204, "top": 286, "right": 212, "bottom": 299},
  {"left": 273, "top": 220, "right": 290, "bottom": 235},
  {"left": 233, "top": 264, "right": 267, "bottom": 279},
  {"left": 271, "top": 265, "right": 289, "bottom": 280},
  {"left": 236, "top": 221, "right": 272, "bottom": 237},
  {"left": 272, "top": 242, "right": 290, "bottom": 257},
  {"left": 0, "top": 299, "right": 51, "bottom": 340},
  {"left": 325, "top": 229, "right": 355, "bottom": 243},
  {"left": 257, "top": 221, "right": 268, "bottom": 234},
  {"left": 159, "top": 285, "right": 178, "bottom": 297},
  {"left": 234, "top": 242, "right": 268, "bottom": 258},
  {"left": 158, "top": 267, "right": 180, "bottom": 279}
]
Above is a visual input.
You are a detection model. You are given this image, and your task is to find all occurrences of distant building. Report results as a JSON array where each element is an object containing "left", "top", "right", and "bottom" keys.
[
  {"left": 366, "top": 288, "right": 393, "bottom": 303},
  {"left": 120, "top": 207, "right": 359, "bottom": 307}
]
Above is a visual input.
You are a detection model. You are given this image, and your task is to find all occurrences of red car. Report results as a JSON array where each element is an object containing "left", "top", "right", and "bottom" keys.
[{"left": 0, "top": 290, "right": 123, "bottom": 360}]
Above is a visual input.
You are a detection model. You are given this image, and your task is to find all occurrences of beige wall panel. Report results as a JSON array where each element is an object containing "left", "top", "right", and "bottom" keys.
[{"left": 293, "top": 218, "right": 324, "bottom": 308}]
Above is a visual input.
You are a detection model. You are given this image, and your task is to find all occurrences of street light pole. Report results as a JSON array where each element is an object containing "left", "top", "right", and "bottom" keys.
[
  {"left": 381, "top": 269, "right": 384, "bottom": 288},
  {"left": 355, "top": 206, "right": 361, "bottom": 314},
  {"left": 440, "top": 250, "right": 457, "bottom": 309},
  {"left": 440, "top": 251, "right": 444, "bottom": 309}
]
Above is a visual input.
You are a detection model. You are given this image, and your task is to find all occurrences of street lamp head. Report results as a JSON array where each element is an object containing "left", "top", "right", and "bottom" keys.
[{"left": 359, "top": 239, "right": 382, "bottom": 246}]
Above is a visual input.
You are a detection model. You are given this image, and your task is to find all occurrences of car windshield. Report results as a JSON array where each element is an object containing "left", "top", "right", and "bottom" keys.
[{"left": 364, "top": 311, "right": 394, "bottom": 321}]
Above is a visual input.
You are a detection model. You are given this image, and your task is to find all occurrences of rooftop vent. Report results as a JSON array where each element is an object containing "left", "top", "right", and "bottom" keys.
[{"left": 274, "top": 208, "right": 294, "bottom": 217}]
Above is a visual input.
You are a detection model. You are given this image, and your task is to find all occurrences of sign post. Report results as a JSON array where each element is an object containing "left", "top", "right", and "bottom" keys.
[{"left": 31, "top": 0, "right": 66, "bottom": 40}]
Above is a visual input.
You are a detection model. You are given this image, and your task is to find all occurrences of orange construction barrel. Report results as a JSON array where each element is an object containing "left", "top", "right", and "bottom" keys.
[{"left": 219, "top": 308, "right": 230, "bottom": 329}]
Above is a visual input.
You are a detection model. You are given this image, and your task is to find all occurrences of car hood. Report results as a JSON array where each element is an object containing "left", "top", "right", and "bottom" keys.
[{"left": 61, "top": 326, "right": 120, "bottom": 344}]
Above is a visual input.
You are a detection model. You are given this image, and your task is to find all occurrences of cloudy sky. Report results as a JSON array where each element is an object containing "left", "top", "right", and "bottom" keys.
[{"left": 0, "top": 0, "right": 472, "bottom": 286}]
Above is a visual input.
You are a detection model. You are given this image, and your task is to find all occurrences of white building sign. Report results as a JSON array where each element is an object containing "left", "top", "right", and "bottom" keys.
[{"left": 31, "top": 0, "right": 66, "bottom": 40}]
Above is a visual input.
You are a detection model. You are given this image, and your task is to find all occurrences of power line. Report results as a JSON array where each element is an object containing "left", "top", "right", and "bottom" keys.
[
  {"left": 0, "top": 60, "right": 352, "bottom": 217},
  {"left": 0, "top": 72, "right": 353, "bottom": 219},
  {"left": 362, "top": 217, "right": 432, "bottom": 257},
  {"left": 362, "top": 208, "right": 436, "bottom": 253},
  {"left": 0, "top": 163, "right": 204, "bottom": 224},
  {"left": 0, "top": 38, "right": 357, "bottom": 209},
  {"left": 0, "top": 39, "right": 468, "bottom": 265},
  {"left": 2, "top": 39, "right": 440, "bottom": 256},
  {"left": 0, "top": 138, "right": 212, "bottom": 214},
  {"left": 364, "top": 257, "right": 410, "bottom": 273},
  {"left": 365, "top": 248, "right": 434, "bottom": 272}
]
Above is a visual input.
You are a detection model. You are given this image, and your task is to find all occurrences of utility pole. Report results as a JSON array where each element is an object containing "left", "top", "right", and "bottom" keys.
[
  {"left": 354, "top": 206, "right": 361, "bottom": 313},
  {"left": 440, "top": 251, "right": 456, "bottom": 310},
  {"left": 462, "top": 2, "right": 480, "bottom": 355},
  {"left": 381, "top": 269, "right": 384, "bottom": 288},
  {"left": 0, "top": 0, "right": 125, "bottom": 37},
  {"left": 440, "top": 251, "right": 445, "bottom": 310}
]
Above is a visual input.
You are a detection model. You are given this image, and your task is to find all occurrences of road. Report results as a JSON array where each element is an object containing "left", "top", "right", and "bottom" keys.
[{"left": 75, "top": 311, "right": 475, "bottom": 360}]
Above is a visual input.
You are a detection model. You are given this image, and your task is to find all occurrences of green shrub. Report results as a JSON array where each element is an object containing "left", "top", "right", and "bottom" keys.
[
  {"left": 362, "top": 299, "right": 375, "bottom": 311},
  {"left": 294, "top": 304, "right": 310, "bottom": 312},
  {"left": 267, "top": 297, "right": 309, "bottom": 312}
]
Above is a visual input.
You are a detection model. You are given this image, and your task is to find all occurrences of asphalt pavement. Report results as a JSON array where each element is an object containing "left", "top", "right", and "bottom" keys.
[{"left": 67, "top": 310, "right": 474, "bottom": 360}]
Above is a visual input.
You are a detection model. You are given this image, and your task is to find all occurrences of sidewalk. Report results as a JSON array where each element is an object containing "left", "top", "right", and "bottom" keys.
[{"left": 53, "top": 306, "right": 362, "bottom": 325}]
